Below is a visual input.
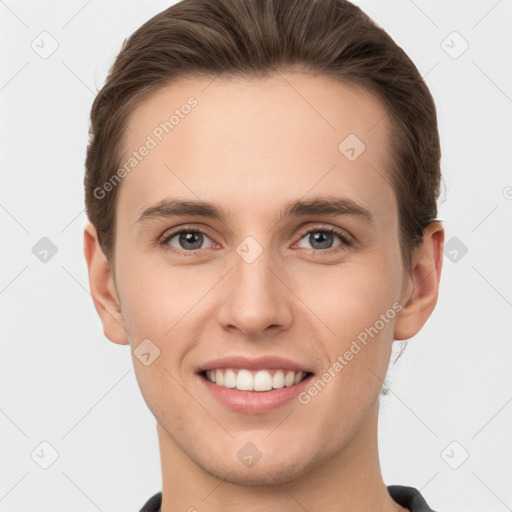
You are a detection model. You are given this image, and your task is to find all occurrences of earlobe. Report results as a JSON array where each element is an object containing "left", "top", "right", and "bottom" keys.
[
  {"left": 83, "top": 223, "right": 128, "bottom": 345},
  {"left": 393, "top": 221, "right": 445, "bottom": 341}
]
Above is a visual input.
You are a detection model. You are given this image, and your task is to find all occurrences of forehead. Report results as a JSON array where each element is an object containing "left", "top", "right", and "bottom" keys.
[{"left": 116, "top": 72, "right": 396, "bottom": 228}]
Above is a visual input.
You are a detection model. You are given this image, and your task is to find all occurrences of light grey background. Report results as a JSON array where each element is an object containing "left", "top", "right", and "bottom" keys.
[{"left": 1, "top": 1, "right": 511, "bottom": 511}]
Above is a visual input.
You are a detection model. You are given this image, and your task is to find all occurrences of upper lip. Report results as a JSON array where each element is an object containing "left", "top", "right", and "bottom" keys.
[{"left": 196, "top": 355, "right": 314, "bottom": 374}]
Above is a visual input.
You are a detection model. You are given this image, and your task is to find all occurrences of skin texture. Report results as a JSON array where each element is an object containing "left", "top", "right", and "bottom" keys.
[{"left": 84, "top": 73, "right": 444, "bottom": 512}]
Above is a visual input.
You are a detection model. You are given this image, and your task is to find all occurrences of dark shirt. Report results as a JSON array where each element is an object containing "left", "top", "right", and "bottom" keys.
[{"left": 139, "top": 485, "right": 438, "bottom": 511}]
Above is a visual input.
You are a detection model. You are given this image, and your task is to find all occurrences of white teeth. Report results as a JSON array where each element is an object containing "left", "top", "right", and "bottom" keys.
[
  {"left": 204, "top": 368, "right": 308, "bottom": 391},
  {"left": 236, "top": 369, "right": 253, "bottom": 390},
  {"left": 293, "top": 371, "right": 305, "bottom": 385},
  {"left": 272, "top": 370, "right": 285, "bottom": 389},
  {"left": 254, "top": 370, "right": 273, "bottom": 391},
  {"left": 224, "top": 369, "right": 237, "bottom": 388},
  {"left": 284, "top": 370, "right": 295, "bottom": 387}
]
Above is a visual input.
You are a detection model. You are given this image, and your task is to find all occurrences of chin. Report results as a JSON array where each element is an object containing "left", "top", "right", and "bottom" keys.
[{"left": 206, "top": 458, "right": 311, "bottom": 486}]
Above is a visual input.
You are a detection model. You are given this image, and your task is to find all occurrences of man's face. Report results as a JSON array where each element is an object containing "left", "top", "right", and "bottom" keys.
[{"left": 112, "top": 73, "right": 406, "bottom": 483}]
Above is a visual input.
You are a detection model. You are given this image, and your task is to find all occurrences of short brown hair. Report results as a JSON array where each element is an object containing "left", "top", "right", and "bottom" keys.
[{"left": 84, "top": 0, "right": 441, "bottom": 271}]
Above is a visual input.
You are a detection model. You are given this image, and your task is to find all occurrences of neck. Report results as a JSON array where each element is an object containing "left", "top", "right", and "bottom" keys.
[{"left": 157, "top": 401, "right": 407, "bottom": 512}]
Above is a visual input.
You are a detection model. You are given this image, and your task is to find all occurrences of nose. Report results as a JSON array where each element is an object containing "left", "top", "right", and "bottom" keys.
[{"left": 216, "top": 243, "right": 294, "bottom": 339}]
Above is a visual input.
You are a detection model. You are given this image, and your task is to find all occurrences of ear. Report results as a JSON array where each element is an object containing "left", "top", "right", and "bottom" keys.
[
  {"left": 394, "top": 221, "right": 444, "bottom": 340},
  {"left": 83, "top": 222, "right": 128, "bottom": 345}
]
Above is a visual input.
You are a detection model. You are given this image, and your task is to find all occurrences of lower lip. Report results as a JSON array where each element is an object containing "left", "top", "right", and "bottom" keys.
[{"left": 198, "top": 373, "right": 314, "bottom": 414}]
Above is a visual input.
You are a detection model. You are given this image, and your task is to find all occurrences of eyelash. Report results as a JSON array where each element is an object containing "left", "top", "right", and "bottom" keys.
[{"left": 157, "top": 224, "right": 353, "bottom": 256}]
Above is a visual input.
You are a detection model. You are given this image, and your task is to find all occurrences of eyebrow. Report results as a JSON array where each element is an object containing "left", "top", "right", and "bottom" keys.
[{"left": 135, "top": 195, "right": 374, "bottom": 226}]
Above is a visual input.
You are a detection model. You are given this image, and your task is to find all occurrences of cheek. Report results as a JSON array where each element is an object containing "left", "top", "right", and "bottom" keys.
[
  {"left": 296, "top": 256, "right": 400, "bottom": 401},
  {"left": 115, "top": 255, "right": 187, "bottom": 337},
  {"left": 298, "top": 258, "right": 400, "bottom": 338},
  {"left": 130, "top": 357, "right": 186, "bottom": 434}
]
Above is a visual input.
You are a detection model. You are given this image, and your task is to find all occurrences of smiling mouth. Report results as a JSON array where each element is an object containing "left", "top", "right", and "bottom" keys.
[{"left": 199, "top": 368, "right": 313, "bottom": 392}]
